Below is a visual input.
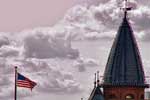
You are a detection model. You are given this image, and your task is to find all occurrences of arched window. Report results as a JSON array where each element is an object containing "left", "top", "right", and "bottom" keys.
[
  {"left": 125, "top": 94, "right": 134, "bottom": 100},
  {"left": 108, "top": 94, "right": 117, "bottom": 100},
  {"left": 140, "top": 94, "right": 144, "bottom": 100}
]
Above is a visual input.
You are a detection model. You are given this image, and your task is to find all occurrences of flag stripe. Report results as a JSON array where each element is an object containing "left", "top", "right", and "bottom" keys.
[
  {"left": 17, "top": 81, "right": 31, "bottom": 83},
  {"left": 17, "top": 83, "right": 35, "bottom": 88},
  {"left": 17, "top": 80, "right": 34, "bottom": 83},
  {"left": 17, "top": 85, "right": 33, "bottom": 88},
  {"left": 17, "top": 82, "right": 31, "bottom": 84},
  {"left": 17, "top": 83, "right": 34, "bottom": 87},
  {"left": 17, "top": 82, "right": 35, "bottom": 85},
  {"left": 17, "top": 84, "right": 32, "bottom": 86},
  {"left": 17, "top": 83, "right": 31, "bottom": 86}
]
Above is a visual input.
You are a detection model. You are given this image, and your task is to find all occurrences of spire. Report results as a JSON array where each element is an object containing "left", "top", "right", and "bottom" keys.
[
  {"left": 102, "top": 0, "right": 148, "bottom": 87},
  {"left": 88, "top": 85, "right": 104, "bottom": 100},
  {"left": 94, "top": 73, "right": 97, "bottom": 87},
  {"left": 97, "top": 71, "right": 100, "bottom": 86}
]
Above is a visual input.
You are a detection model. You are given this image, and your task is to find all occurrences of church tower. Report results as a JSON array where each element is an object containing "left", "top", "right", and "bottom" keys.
[{"left": 101, "top": 0, "right": 149, "bottom": 100}]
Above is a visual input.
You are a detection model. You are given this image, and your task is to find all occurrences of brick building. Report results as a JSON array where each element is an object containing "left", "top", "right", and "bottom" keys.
[{"left": 88, "top": 1, "right": 149, "bottom": 100}]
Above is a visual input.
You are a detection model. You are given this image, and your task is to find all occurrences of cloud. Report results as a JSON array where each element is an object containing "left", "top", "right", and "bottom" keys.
[
  {"left": 138, "top": 31, "right": 150, "bottom": 42},
  {"left": 0, "top": 0, "right": 145, "bottom": 45},
  {"left": 0, "top": 88, "right": 33, "bottom": 100},
  {"left": 23, "top": 32, "right": 79, "bottom": 59},
  {"left": 132, "top": 6, "right": 150, "bottom": 31},
  {"left": 143, "top": 60, "right": 150, "bottom": 83},
  {"left": 20, "top": 60, "right": 82, "bottom": 94},
  {"left": 0, "top": 58, "right": 82, "bottom": 99},
  {"left": 0, "top": 35, "right": 10, "bottom": 47},
  {"left": 0, "top": 46, "right": 19, "bottom": 57},
  {"left": 0, "top": 1, "right": 150, "bottom": 99},
  {"left": 0, "top": 76, "right": 11, "bottom": 87},
  {"left": 73, "top": 57, "right": 98, "bottom": 72},
  {"left": 37, "top": 72, "right": 82, "bottom": 94},
  {"left": 0, "top": 0, "right": 149, "bottom": 52},
  {"left": 55, "top": 0, "right": 150, "bottom": 41},
  {"left": 0, "top": 59, "right": 14, "bottom": 75}
]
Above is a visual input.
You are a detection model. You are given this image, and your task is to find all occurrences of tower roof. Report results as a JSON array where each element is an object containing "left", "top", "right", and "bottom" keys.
[
  {"left": 102, "top": 13, "right": 148, "bottom": 87},
  {"left": 88, "top": 86, "right": 104, "bottom": 100}
]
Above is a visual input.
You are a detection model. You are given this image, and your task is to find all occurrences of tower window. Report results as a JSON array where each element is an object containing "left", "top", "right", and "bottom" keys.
[
  {"left": 125, "top": 94, "right": 134, "bottom": 100},
  {"left": 108, "top": 94, "right": 117, "bottom": 100},
  {"left": 140, "top": 94, "right": 144, "bottom": 100}
]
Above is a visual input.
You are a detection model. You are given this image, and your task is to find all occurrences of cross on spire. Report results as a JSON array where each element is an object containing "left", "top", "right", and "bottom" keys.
[{"left": 122, "top": 0, "right": 132, "bottom": 18}]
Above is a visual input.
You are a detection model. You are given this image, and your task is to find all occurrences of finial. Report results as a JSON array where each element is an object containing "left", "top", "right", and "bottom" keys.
[
  {"left": 81, "top": 98, "right": 83, "bottom": 100},
  {"left": 94, "top": 73, "right": 97, "bottom": 87},
  {"left": 122, "top": 0, "right": 132, "bottom": 18},
  {"left": 97, "top": 71, "right": 100, "bottom": 86}
]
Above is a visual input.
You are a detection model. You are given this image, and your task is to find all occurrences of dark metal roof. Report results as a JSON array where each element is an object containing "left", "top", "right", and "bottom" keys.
[
  {"left": 88, "top": 86, "right": 104, "bottom": 100},
  {"left": 102, "top": 16, "right": 147, "bottom": 87}
]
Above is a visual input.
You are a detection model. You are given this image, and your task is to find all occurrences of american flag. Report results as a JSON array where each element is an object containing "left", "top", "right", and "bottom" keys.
[{"left": 17, "top": 73, "right": 37, "bottom": 89}]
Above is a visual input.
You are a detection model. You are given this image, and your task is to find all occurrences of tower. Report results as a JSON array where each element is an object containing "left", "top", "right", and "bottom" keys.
[{"left": 101, "top": 0, "right": 149, "bottom": 100}]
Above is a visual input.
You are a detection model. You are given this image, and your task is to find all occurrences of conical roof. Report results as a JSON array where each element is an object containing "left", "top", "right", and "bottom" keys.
[
  {"left": 88, "top": 86, "right": 104, "bottom": 100},
  {"left": 102, "top": 15, "right": 148, "bottom": 87}
]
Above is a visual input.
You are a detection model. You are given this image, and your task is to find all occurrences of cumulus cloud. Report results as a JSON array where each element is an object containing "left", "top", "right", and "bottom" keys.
[
  {"left": 132, "top": 6, "right": 150, "bottom": 30},
  {"left": 0, "top": 76, "right": 11, "bottom": 87},
  {"left": 0, "top": 58, "right": 82, "bottom": 99},
  {"left": 0, "top": 0, "right": 150, "bottom": 99},
  {"left": 21, "top": 60, "right": 82, "bottom": 94},
  {"left": 73, "top": 57, "right": 98, "bottom": 72},
  {"left": 0, "top": 88, "right": 33, "bottom": 100},
  {"left": 55, "top": 0, "right": 150, "bottom": 41},
  {"left": 23, "top": 32, "right": 79, "bottom": 59},
  {"left": 52, "top": 0, "right": 149, "bottom": 41},
  {"left": 0, "top": 35, "right": 10, "bottom": 47},
  {"left": 0, "top": 59, "right": 14, "bottom": 75},
  {"left": 0, "top": 46, "right": 19, "bottom": 57},
  {"left": 37, "top": 71, "right": 82, "bottom": 94}
]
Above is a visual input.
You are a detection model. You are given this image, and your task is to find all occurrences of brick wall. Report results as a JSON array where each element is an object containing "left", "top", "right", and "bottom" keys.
[{"left": 103, "top": 87, "right": 145, "bottom": 100}]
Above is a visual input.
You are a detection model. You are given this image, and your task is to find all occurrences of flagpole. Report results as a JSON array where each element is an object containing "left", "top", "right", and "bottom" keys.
[{"left": 14, "top": 66, "right": 17, "bottom": 100}]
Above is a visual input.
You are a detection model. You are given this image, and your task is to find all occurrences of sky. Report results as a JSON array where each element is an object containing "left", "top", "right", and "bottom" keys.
[
  {"left": 0, "top": 0, "right": 150, "bottom": 100},
  {"left": 0, "top": 0, "right": 101, "bottom": 32}
]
